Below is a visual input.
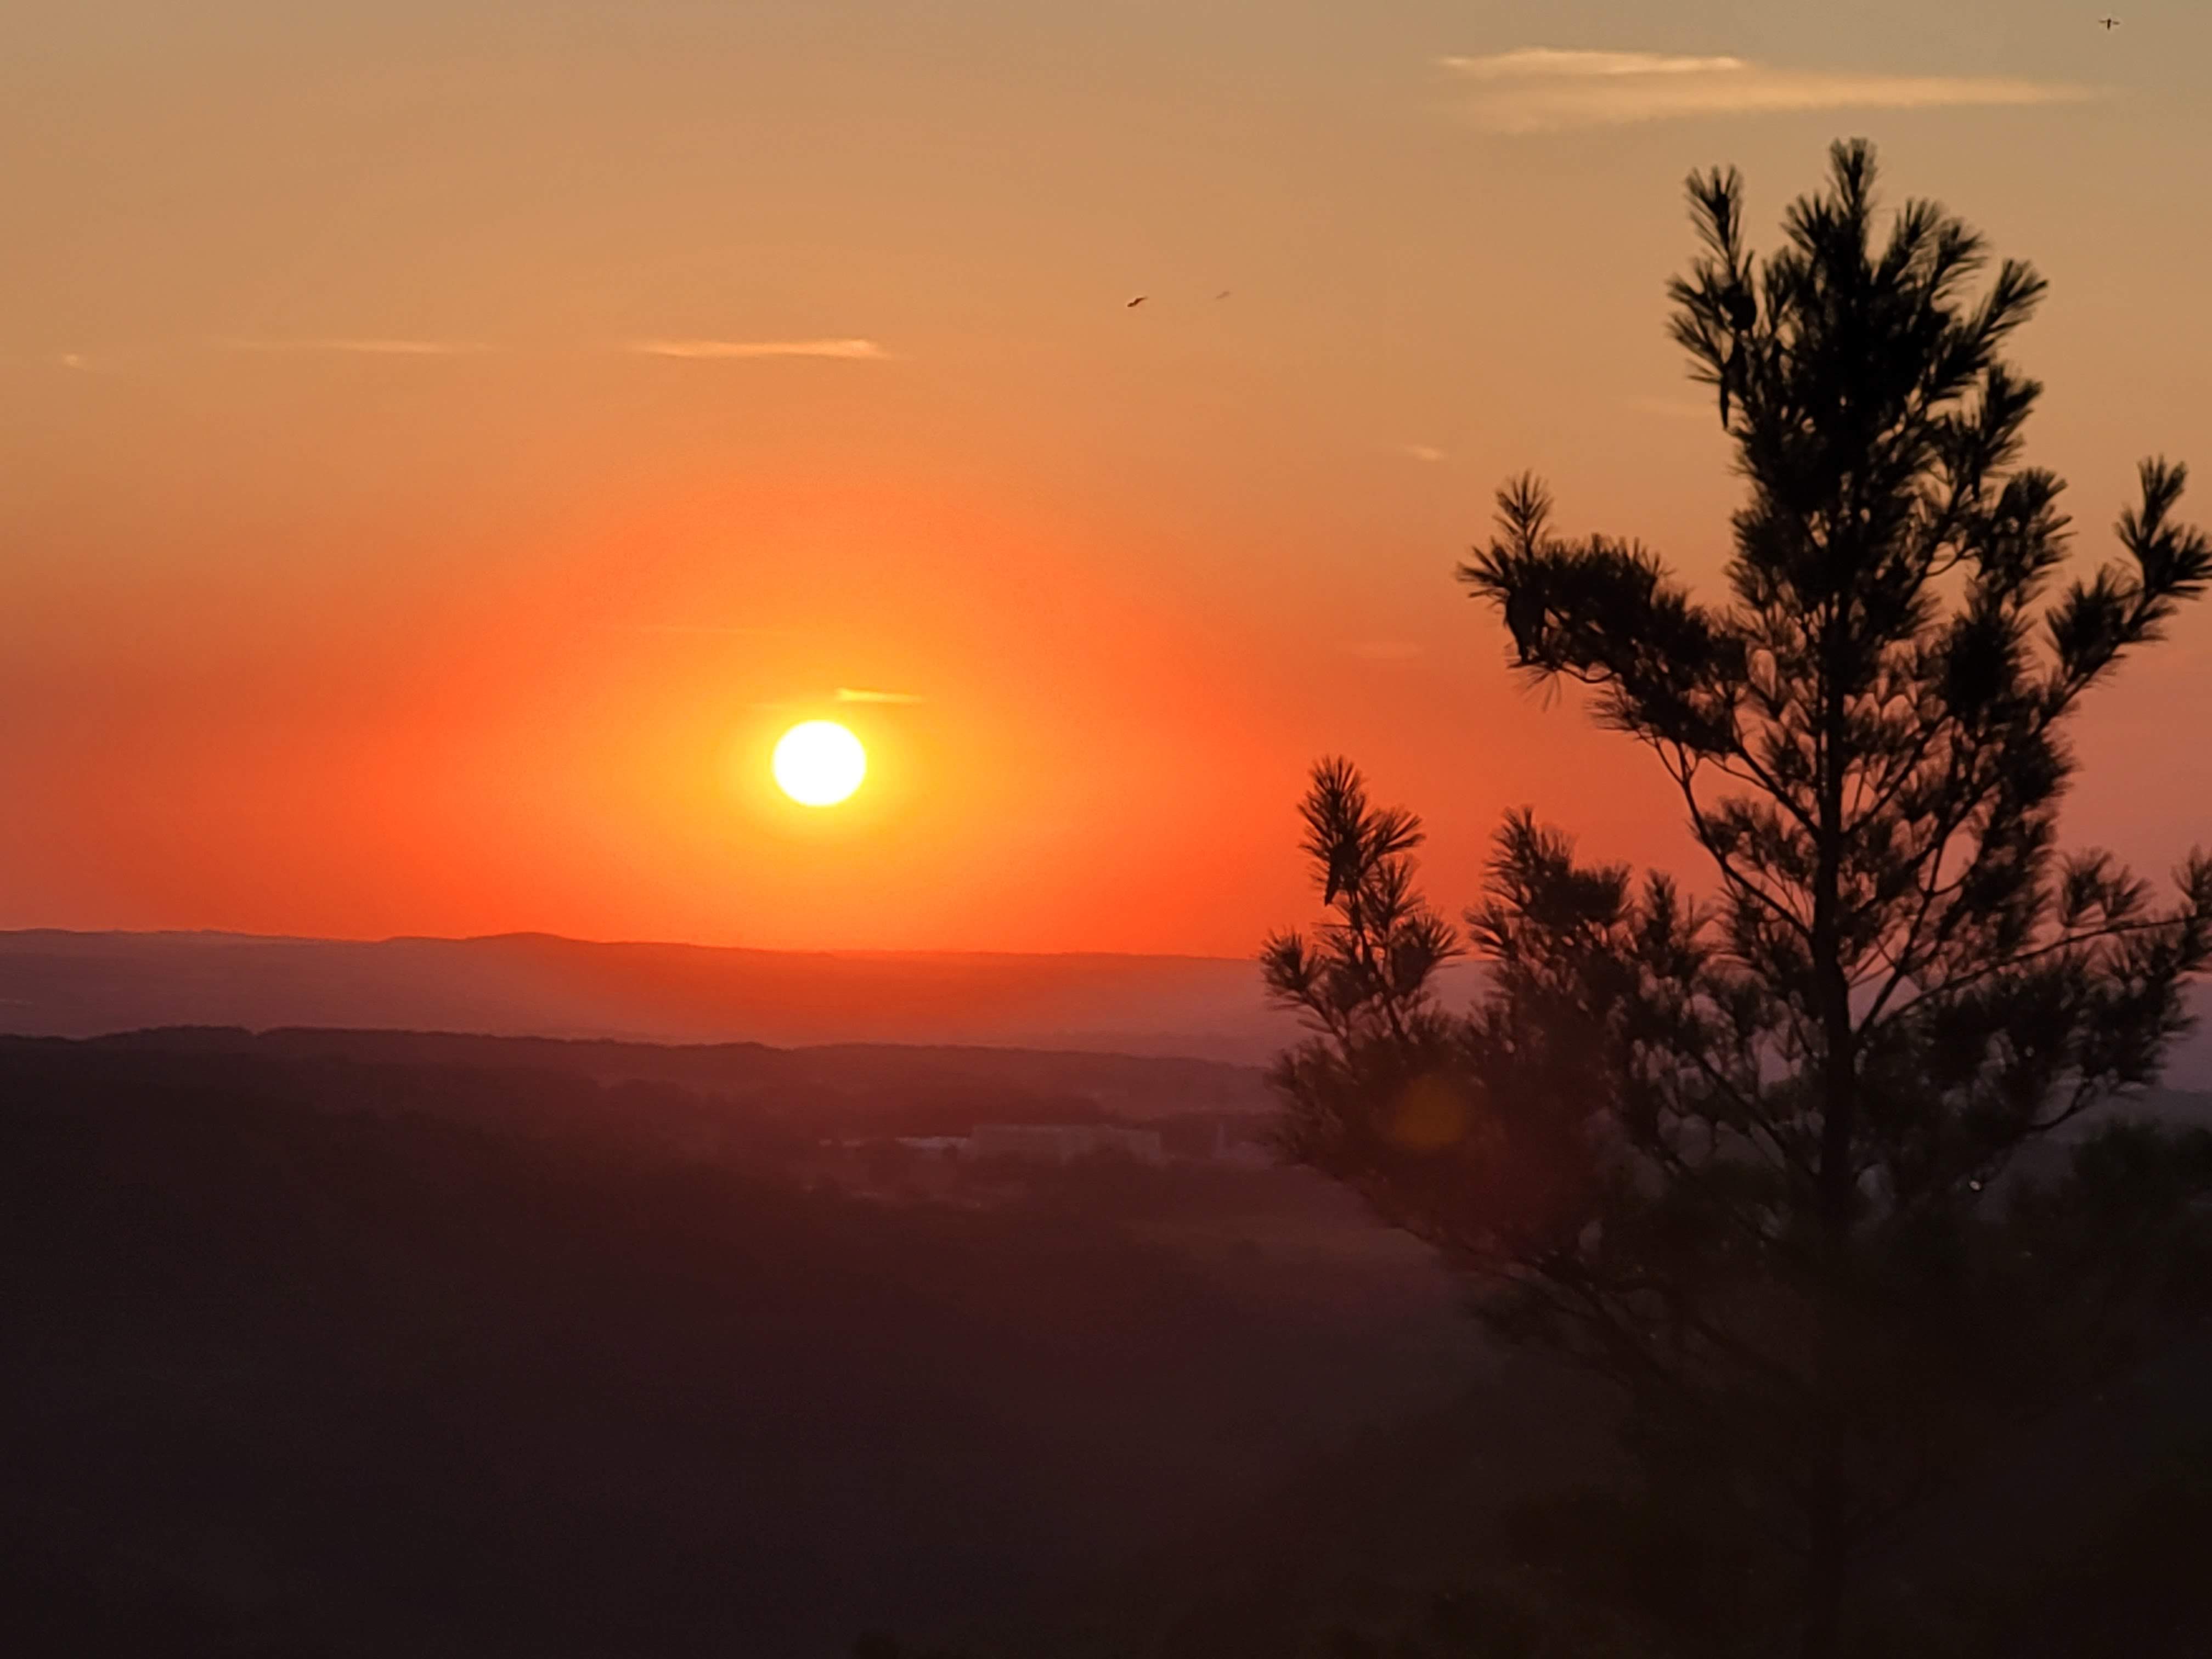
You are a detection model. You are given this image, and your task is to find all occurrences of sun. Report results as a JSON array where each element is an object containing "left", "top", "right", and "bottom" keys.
[{"left": 772, "top": 720, "right": 867, "bottom": 807}]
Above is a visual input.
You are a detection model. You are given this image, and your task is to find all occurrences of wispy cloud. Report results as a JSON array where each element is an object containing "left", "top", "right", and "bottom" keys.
[
  {"left": 1440, "top": 48, "right": 2097, "bottom": 133},
  {"left": 57, "top": 352, "right": 93, "bottom": 373},
  {"left": 834, "top": 687, "right": 925, "bottom": 705},
  {"left": 217, "top": 336, "right": 493, "bottom": 356},
  {"left": 1403, "top": 444, "right": 1447, "bottom": 464},
  {"left": 628, "top": 338, "right": 890, "bottom": 362},
  {"left": 1447, "top": 49, "right": 1748, "bottom": 81}
]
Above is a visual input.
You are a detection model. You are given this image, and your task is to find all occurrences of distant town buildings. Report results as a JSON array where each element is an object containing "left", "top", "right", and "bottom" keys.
[
  {"left": 877, "top": 1119, "right": 1272, "bottom": 1171},
  {"left": 963, "top": 1122, "right": 1165, "bottom": 1165}
]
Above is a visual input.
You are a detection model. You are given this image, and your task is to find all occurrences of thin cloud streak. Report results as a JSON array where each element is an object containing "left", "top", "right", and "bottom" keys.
[
  {"left": 217, "top": 336, "right": 494, "bottom": 356},
  {"left": 628, "top": 338, "right": 890, "bottom": 362},
  {"left": 834, "top": 687, "right": 926, "bottom": 706},
  {"left": 1440, "top": 48, "right": 2097, "bottom": 132},
  {"left": 1445, "top": 49, "right": 1748, "bottom": 80}
]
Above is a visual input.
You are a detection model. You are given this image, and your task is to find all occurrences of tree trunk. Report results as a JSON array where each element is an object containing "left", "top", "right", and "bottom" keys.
[{"left": 1804, "top": 605, "right": 1858, "bottom": 1659}]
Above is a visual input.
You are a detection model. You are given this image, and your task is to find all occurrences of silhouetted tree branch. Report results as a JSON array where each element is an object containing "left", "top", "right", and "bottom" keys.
[{"left": 1267, "top": 140, "right": 2212, "bottom": 1659}]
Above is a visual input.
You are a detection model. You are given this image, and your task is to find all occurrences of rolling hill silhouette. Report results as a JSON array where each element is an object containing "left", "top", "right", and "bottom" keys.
[
  {"left": 0, "top": 930, "right": 1303, "bottom": 1060},
  {"left": 4, "top": 928, "right": 2202, "bottom": 1083}
]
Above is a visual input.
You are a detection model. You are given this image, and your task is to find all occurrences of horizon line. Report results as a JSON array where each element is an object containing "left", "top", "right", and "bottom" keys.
[{"left": 0, "top": 923, "right": 1271, "bottom": 964}]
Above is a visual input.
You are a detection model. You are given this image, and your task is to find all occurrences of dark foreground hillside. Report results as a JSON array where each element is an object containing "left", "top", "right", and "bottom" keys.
[
  {"left": 0, "top": 1037, "right": 1469, "bottom": 1658},
  {"left": 8, "top": 1036, "right": 2212, "bottom": 1657}
]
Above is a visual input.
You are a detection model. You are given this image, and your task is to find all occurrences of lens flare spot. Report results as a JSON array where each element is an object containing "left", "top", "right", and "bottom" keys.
[{"left": 1387, "top": 1075, "right": 1469, "bottom": 1151}]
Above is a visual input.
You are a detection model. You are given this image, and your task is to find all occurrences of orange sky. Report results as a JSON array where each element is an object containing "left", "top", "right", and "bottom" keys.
[{"left": 4, "top": 2, "right": 2209, "bottom": 954}]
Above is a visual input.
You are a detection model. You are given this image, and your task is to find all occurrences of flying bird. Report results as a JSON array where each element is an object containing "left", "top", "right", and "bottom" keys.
[
  {"left": 1126, "top": 295, "right": 1147, "bottom": 308},
  {"left": 2099, "top": 15, "right": 2120, "bottom": 27},
  {"left": 1215, "top": 290, "right": 1232, "bottom": 300}
]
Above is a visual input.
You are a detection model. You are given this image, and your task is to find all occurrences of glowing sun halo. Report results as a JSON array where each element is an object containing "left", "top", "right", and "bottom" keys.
[{"left": 772, "top": 720, "right": 867, "bottom": 806}]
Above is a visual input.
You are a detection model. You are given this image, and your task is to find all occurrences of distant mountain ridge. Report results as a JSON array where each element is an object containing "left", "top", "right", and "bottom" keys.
[
  {"left": 0, "top": 929, "right": 1303, "bottom": 1062},
  {"left": 4, "top": 928, "right": 2204, "bottom": 1085}
]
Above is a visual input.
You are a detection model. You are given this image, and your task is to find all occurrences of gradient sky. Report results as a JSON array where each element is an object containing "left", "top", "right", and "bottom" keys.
[{"left": 5, "top": 1, "right": 2209, "bottom": 954}]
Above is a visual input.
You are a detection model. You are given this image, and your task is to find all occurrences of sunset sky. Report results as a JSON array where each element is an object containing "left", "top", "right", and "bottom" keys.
[{"left": 6, "top": 1, "right": 2209, "bottom": 955}]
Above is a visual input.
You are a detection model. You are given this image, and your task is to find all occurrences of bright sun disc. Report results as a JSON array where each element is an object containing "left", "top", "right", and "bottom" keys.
[{"left": 772, "top": 720, "right": 867, "bottom": 806}]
